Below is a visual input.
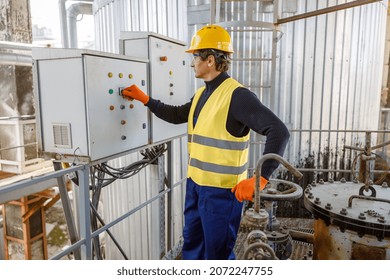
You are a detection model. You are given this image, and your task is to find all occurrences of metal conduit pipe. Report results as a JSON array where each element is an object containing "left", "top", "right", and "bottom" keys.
[
  {"left": 0, "top": 41, "right": 44, "bottom": 66},
  {"left": 58, "top": 0, "right": 94, "bottom": 48},
  {"left": 58, "top": 0, "right": 69, "bottom": 48},
  {"left": 289, "top": 229, "right": 314, "bottom": 244},
  {"left": 0, "top": 52, "right": 32, "bottom": 66},
  {"left": 0, "top": 41, "right": 34, "bottom": 51},
  {"left": 67, "top": 2, "right": 93, "bottom": 48}
]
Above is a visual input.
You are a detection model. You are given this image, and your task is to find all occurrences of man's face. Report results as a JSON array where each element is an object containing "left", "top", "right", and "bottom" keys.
[{"left": 191, "top": 52, "right": 209, "bottom": 79}]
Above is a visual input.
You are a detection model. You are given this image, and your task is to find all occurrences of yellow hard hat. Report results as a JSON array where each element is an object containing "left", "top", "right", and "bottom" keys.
[{"left": 186, "top": 24, "right": 234, "bottom": 54}]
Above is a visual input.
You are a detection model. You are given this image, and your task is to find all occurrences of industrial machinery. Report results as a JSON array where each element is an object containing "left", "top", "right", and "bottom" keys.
[
  {"left": 235, "top": 153, "right": 304, "bottom": 260},
  {"left": 33, "top": 33, "right": 189, "bottom": 163},
  {"left": 304, "top": 179, "right": 390, "bottom": 259},
  {"left": 119, "top": 32, "right": 188, "bottom": 144},
  {"left": 304, "top": 132, "right": 390, "bottom": 260},
  {"left": 237, "top": 132, "right": 390, "bottom": 260},
  {"left": 32, "top": 48, "right": 149, "bottom": 162}
]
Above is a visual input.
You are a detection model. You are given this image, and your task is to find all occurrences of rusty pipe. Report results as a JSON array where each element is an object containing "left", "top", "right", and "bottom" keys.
[{"left": 289, "top": 229, "right": 314, "bottom": 244}]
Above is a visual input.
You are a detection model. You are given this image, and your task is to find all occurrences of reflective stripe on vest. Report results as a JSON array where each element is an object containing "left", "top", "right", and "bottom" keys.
[
  {"left": 188, "top": 134, "right": 249, "bottom": 151},
  {"left": 187, "top": 77, "right": 250, "bottom": 189},
  {"left": 189, "top": 158, "right": 248, "bottom": 175}
]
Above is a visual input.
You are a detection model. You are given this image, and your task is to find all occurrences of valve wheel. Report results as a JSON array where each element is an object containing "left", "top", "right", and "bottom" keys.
[
  {"left": 260, "top": 179, "right": 303, "bottom": 201},
  {"left": 243, "top": 242, "right": 278, "bottom": 260}
]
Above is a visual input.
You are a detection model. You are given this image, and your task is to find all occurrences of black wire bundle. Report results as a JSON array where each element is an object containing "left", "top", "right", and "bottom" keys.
[
  {"left": 88, "top": 143, "right": 167, "bottom": 259},
  {"left": 91, "top": 144, "right": 167, "bottom": 187}
]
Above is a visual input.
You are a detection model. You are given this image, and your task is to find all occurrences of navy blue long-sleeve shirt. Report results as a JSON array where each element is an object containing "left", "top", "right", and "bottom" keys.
[{"left": 146, "top": 72, "right": 290, "bottom": 179}]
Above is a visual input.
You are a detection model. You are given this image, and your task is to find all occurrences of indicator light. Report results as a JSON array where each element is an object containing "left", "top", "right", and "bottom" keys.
[
  {"left": 109, "top": 89, "right": 114, "bottom": 94},
  {"left": 108, "top": 72, "right": 113, "bottom": 78},
  {"left": 128, "top": 74, "right": 133, "bottom": 79},
  {"left": 119, "top": 73, "right": 123, "bottom": 78},
  {"left": 109, "top": 105, "right": 115, "bottom": 110}
]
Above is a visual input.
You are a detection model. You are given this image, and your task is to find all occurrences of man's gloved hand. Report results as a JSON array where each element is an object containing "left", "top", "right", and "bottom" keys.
[
  {"left": 231, "top": 176, "right": 269, "bottom": 202},
  {"left": 122, "top": 84, "right": 149, "bottom": 105}
]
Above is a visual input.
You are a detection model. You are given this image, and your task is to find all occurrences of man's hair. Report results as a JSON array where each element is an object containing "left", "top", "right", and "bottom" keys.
[{"left": 198, "top": 49, "right": 231, "bottom": 72}]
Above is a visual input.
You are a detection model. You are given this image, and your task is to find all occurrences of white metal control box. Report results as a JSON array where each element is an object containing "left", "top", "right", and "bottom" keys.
[
  {"left": 32, "top": 48, "right": 149, "bottom": 162},
  {"left": 119, "top": 32, "right": 188, "bottom": 144}
]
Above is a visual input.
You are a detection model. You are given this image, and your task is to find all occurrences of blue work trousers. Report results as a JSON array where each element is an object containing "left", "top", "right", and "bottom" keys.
[{"left": 182, "top": 178, "right": 243, "bottom": 260}]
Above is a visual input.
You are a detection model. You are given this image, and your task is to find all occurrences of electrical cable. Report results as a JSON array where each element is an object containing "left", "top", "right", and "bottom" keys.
[
  {"left": 89, "top": 166, "right": 103, "bottom": 260},
  {"left": 90, "top": 202, "right": 129, "bottom": 260},
  {"left": 66, "top": 144, "right": 167, "bottom": 259},
  {"left": 86, "top": 144, "right": 167, "bottom": 259},
  {"left": 90, "top": 144, "right": 167, "bottom": 187}
]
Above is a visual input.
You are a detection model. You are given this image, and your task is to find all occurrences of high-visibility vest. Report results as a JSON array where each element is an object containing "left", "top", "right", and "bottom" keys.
[{"left": 187, "top": 77, "right": 250, "bottom": 189}]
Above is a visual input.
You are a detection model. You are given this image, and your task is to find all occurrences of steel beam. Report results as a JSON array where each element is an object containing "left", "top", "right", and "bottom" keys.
[{"left": 277, "top": 0, "right": 381, "bottom": 25}]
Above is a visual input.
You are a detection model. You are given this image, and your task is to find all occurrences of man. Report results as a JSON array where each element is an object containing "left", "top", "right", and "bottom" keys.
[{"left": 122, "top": 24, "right": 290, "bottom": 260}]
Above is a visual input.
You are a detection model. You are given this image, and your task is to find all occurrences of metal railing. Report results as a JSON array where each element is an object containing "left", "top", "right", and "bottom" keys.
[{"left": 0, "top": 146, "right": 186, "bottom": 260}]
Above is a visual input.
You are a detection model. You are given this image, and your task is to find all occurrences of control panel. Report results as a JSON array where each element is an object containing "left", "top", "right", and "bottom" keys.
[
  {"left": 33, "top": 48, "right": 149, "bottom": 162},
  {"left": 119, "top": 32, "right": 189, "bottom": 144}
]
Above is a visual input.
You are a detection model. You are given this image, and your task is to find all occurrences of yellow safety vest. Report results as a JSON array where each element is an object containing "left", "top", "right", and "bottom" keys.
[{"left": 187, "top": 78, "right": 250, "bottom": 189}]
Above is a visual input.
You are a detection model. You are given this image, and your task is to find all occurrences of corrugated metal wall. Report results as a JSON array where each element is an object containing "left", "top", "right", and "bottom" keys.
[
  {"left": 93, "top": 0, "right": 188, "bottom": 260},
  {"left": 276, "top": 0, "right": 389, "bottom": 218},
  {"left": 276, "top": 0, "right": 388, "bottom": 180},
  {"left": 93, "top": 0, "right": 389, "bottom": 258},
  {"left": 94, "top": 0, "right": 188, "bottom": 52}
]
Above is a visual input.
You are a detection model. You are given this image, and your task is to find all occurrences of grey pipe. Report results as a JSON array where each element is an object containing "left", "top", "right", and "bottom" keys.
[
  {"left": 58, "top": 0, "right": 69, "bottom": 48},
  {"left": 58, "top": 0, "right": 94, "bottom": 48},
  {"left": 0, "top": 41, "right": 35, "bottom": 65},
  {"left": 0, "top": 52, "right": 32, "bottom": 66},
  {"left": 67, "top": 3, "right": 93, "bottom": 48},
  {"left": 254, "top": 153, "right": 303, "bottom": 213},
  {"left": 0, "top": 41, "right": 34, "bottom": 51}
]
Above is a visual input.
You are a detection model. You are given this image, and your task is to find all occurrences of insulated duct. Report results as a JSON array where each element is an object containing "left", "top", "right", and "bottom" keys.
[
  {"left": 67, "top": 2, "right": 93, "bottom": 48},
  {"left": 0, "top": 41, "right": 34, "bottom": 66},
  {"left": 58, "top": 0, "right": 94, "bottom": 48},
  {"left": 0, "top": 53, "right": 32, "bottom": 66}
]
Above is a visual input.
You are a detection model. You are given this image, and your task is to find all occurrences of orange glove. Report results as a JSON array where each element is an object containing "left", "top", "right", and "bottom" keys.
[
  {"left": 122, "top": 84, "right": 149, "bottom": 104},
  {"left": 231, "top": 176, "right": 269, "bottom": 202}
]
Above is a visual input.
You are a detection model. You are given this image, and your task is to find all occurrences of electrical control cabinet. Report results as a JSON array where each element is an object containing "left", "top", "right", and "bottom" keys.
[
  {"left": 32, "top": 48, "right": 149, "bottom": 162},
  {"left": 119, "top": 32, "right": 188, "bottom": 144}
]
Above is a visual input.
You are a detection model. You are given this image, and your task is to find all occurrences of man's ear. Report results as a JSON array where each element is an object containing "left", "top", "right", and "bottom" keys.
[{"left": 207, "top": 55, "right": 215, "bottom": 67}]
